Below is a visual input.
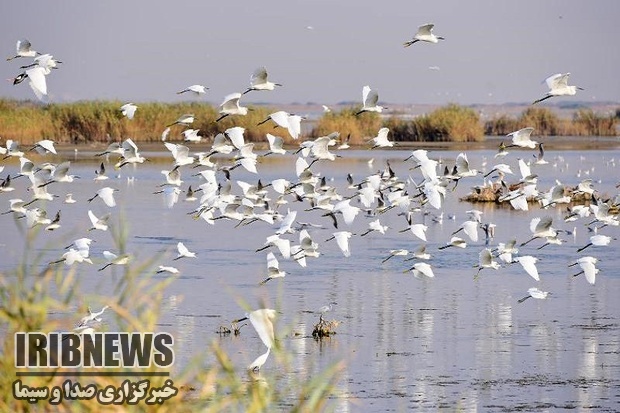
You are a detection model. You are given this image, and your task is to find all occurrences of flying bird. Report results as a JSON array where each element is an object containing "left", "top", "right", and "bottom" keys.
[
  {"left": 7, "top": 39, "right": 40, "bottom": 60},
  {"left": 174, "top": 242, "right": 196, "bottom": 260},
  {"left": 177, "top": 84, "right": 208, "bottom": 95},
  {"left": 356, "top": 85, "right": 385, "bottom": 116},
  {"left": 233, "top": 309, "right": 277, "bottom": 371},
  {"left": 403, "top": 24, "right": 445, "bottom": 46},
  {"left": 120, "top": 103, "right": 138, "bottom": 120},
  {"left": 243, "top": 67, "right": 282, "bottom": 94},
  {"left": 517, "top": 287, "right": 549, "bottom": 303},
  {"left": 12, "top": 66, "right": 48, "bottom": 101},
  {"left": 216, "top": 93, "right": 248, "bottom": 122},
  {"left": 533, "top": 73, "right": 583, "bottom": 105}
]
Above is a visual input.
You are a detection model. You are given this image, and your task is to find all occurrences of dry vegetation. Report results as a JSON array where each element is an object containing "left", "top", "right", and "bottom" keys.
[
  {"left": 484, "top": 107, "right": 618, "bottom": 136},
  {"left": 0, "top": 99, "right": 617, "bottom": 147}
]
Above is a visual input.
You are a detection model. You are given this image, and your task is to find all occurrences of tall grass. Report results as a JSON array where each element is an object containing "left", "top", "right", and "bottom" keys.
[
  {"left": 1, "top": 99, "right": 617, "bottom": 147},
  {"left": 386, "top": 104, "right": 484, "bottom": 142},
  {"left": 310, "top": 108, "right": 382, "bottom": 145},
  {"left": 0, "top": 218, "right": 342, "bottom": 412},
  {"left": 484, "top": 107, "right": 618, "bottom": 136},
  {"left": 0, "top": 99, "right": 282, "bottom": 146}
]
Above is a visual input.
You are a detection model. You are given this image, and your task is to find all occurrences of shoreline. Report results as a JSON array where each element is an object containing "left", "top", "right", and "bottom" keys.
[{"left": 48, "top": 135, "right": 620, "bottom": 159}]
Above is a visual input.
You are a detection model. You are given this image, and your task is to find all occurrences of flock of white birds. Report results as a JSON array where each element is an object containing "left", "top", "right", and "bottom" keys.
[{"left": 2, "top": 28, "right": 615, "bottom": 372}]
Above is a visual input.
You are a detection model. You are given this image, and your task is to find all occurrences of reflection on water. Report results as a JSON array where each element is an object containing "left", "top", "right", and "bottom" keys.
[{"left": 1, "top": 147, "right": 619, "bottom": 411}]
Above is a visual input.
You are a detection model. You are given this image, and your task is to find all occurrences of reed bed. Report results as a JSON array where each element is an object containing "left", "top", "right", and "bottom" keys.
[
  {"left": 387, "top": 104, "right": 484, "bottom": 142},
  {"left": 0, "top": 99, "right": 617, "bottom": 148},
  {"left": 484, "top": 107, "right": 618, "bottom": 136}
]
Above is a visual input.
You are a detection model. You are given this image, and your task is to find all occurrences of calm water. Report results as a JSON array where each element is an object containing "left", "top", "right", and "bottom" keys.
[{"left": 1, "top": 144, "right": 619, "bottom": 411}]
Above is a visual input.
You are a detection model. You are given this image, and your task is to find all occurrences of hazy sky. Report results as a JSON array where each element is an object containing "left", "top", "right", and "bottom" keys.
[{"left": 1, "top": 1, "right": 619, "bottom": 106}]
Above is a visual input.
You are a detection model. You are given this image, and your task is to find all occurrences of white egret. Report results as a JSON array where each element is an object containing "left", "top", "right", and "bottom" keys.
[
  {"left": 517, "top": 287, "right": 549, "bottom": 303},
  {"left": 234, "top": 308, "right": 277, "bottom": 371},
  {"left": 405, "top": 262, "right": 435, "bottom": 279},
  {"left": 65, "top": 237, "right": 93, "bottom": 258},
  {"left": 182, "top": 129, "right": 202, "bottom": 142},
  {"left": 157, "top": 266, "right": 180, "bottom": 275},
  {"left": 115, "top": 138, "right": 146, "bottom": 169},
  {"left": 20, "top": 54, "right": 62, "bottom": 72},
  {"left": 120, "top": 103, "right": 137, "bottom": 120},
  {"left": 521, "top": 216, "right": 557, "bottom": 246},
  {"left": 12, "top": 66, "right": 48, "bottom": 101},
  {"left": 77, "top": 306, "right": 110, "bottom": 327},
  {"left": 403, "top": 24, "right": 445, "bottom": 46},
  {"left": 514, "top": 256, "right": 540, "bottom": 281},
  {"left": 30, "top": 139, "right": 57, "bottom": 155},
  {"left": 317, "top": 302, "right": 337, "bottom": 318},
  {"left": 87, "top": 187, "right": 117, "bottom": 207},
  {"left": 298, "top": 229, "right": 320, "bottom": 258},
  {"left": 540, "top": 184, "right": 571, "bottom": 208},
  {"left": 243, "top": 67, "right": 282, "bottom": 94},
  {"left": 484, "top": 163, "right": 513, "bottom": 178},
  {"left": 216, "top": 93, "right": 248, "bottom": 122},
  {"left": 259, "top": 252, "right": 286, "bottom": 285},
  {"left": 2, "top": 198, "right": 26, "bottom": 215},
  {"left": 507, "top": 127, "right": 538, "bottom": 149},
  {"left": 452, "top": 220, "right": 480, "bottom": 243},
  {"left": 95, "top": 142, "right": 124, "bottom": 158},
  {"left": 577, "top": 234, "right": 614, "bottom": 252},
  {"left": 258, "top": 111, "right": 302, "bottom": 140},
  {"left": 174, "top": 242, "right": 196, "bottom": 260},
  {"left": 382, "top": 249, "right": 409, "bottom": 263},
  {"left": 2, "top": 139, "right": 24, "bottom": 159},
  {"left": 164, "top": 142, "right": 195, "bottom": 166},
  {"left": 264, "top": 134, "right": 286, "bottom": 156},
  {"left": 399, "top": 220, "right": 428, "bottom": 241},
  {"left": 7, "top": 39, "right": 40, "bottom": 60},
  {"left": 49, "top": 248, "right": 93, "bottom": 267},
  {"left": 360, "top": 219, "right": 388, "bottom": 237},
  {"left": 256, "top": 234, "right": 291, "bottom": 259},
  {"left": 569, "top": 256, "right": 599, "bottom": 285},
  {"left": 370, "top": 128, "right": 394, "bottom": 149},
  {"left": 438, "top": 236, "right": 467, "bottom": 250},
  {"left": 356, "top": 85, "right": 385, "bottom": 115},
  {"left": 474, "top": 248, "right": 500, "bottom": 278},
  {"left": 88, "top": 210, "right": 110, "bottom": 231},
  {"left": 98, "top": 251, "right": 131, "bottom": 271},
  {"left": 533, "top": 73, "right": 583, "bottom": 105},
  {"left": 323, "top": 199, "right": 360, "bottom": 228},
  {"left": 166, "top": 113, "right": 195, "bottom": 128},
  {"left": 177, "top": 84, "right": 208, "bottom": 95},
  {"left": 325, "top": 231, "right": 353, "bottom": 257}
]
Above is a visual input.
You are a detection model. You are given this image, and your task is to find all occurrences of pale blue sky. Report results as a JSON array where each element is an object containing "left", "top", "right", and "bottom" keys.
[{"left": 1, "top": 0, "right": 619, "bottom": 106}]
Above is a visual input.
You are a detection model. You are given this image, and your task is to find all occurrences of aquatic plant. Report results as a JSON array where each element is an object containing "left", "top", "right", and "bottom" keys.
[
  {"left": 387, "top": 104, "right": 484, "bottom": 142},
  {"left": 484, "top": 107, "right": 618, "bottom": 137}
]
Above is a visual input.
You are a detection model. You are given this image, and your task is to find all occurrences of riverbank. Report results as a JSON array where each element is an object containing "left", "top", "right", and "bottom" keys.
[{"left": 42, "top": 135, "right": 620, "bottom": 161}]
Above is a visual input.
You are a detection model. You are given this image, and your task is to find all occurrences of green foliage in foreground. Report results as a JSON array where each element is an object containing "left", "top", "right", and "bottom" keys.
[{"left": 0, "top": 221, "right": 343, "bottom": 412}]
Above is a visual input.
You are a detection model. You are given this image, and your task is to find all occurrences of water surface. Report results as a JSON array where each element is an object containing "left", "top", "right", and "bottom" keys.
[{"left": 1, "top": 145, "right": 619, "bottom": 411}]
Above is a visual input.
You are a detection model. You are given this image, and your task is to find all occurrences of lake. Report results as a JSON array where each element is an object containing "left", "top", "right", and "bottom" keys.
[{"left": 1, "top": 141, "right": 619, "bottom": 411}]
